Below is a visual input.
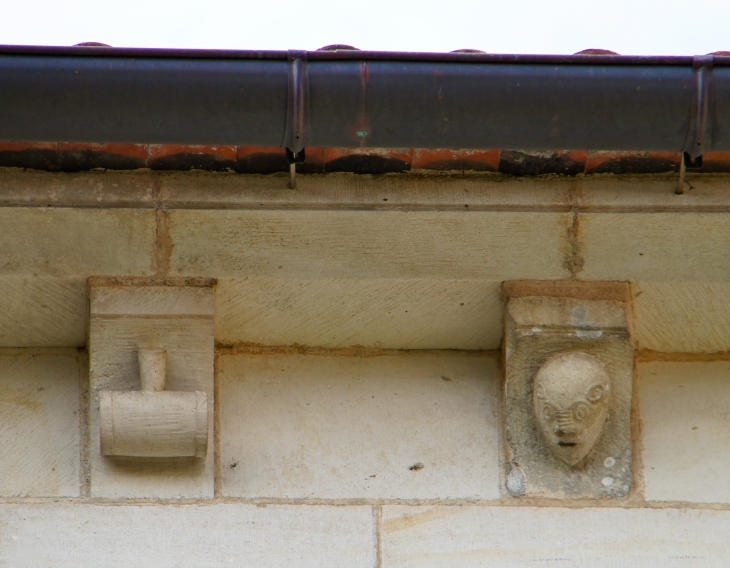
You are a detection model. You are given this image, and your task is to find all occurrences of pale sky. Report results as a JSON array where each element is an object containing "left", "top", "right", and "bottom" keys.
[{"left": 0, "top": 0, "right": 728, "bottom": 56}]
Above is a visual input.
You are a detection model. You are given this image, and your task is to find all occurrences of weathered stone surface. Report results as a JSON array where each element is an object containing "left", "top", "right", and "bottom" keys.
[
  {"left": 580, "top": 212, "right": 730, "bottom": 281},
  {"left": 0, "top": 503, "right": 375, "bottom": 568},
  {"left": 219, "top": 352, "right": 500, "bottom": 499},
  {"left": 91, "top": 285, "right": 215, "bottom": 317},
  {"left": 382, "top": 505, "right": 730, "bottom": 567},
  {"left": 640, "top": 361, "right": 730, "bottom": 503},
  {"left": 633, "top": 282, "right": 730, "bottom": 353},
  {"left": 0, "top": 208, "right": 156, "bottom": 276},
  {"left": 0, "top": 351, "right": 80, "bottom": 496},
  {"left": 574, "top": 174, "right": 730, "bottom": 210},
  {"left": 0, "top": 169, "right": 157, "bottom": 207},
  {"left": 216, "top": 278, "right": 503, "bottom": 350},
  {"left": 89, "top": 284, "right": 215, "bottom": 499},
  {"left": 0, "top": 276, "right": 86, "bottom": 347},
  {"left": 505, "top": 293, "right": 628, "bottom": 329},
  {"left": 3, "top": 168, "right": 730, "bottom": 212},
  {"left": 0, "top": 208, "right": 155, "bottom": 347},
  {"left": 503, "top": 294, "right": 633, "bottom": 499},
  {"left": 168, "top": 210, "right": 571, "bottom": 280},
  {"left": 0, "top": 167, "right": 568, "bottom": 208},
  {"left": 502, "top": 279, "right": 630, "bottom": 303}
]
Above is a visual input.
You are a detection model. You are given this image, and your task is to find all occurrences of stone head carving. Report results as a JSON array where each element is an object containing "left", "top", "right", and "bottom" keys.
[{"left": 533, "top": 352, "right": 610, "bottom": 467}]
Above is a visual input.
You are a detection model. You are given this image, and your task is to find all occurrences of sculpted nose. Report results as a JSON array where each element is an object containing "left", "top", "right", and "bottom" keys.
[{"left": 554, "top": 410, "right": 576, "bottom": 435}]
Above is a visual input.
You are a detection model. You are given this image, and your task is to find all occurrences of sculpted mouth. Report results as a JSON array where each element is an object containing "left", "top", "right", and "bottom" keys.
[{"left": 558, "top": 441, "right": 578, "bottom": 447}]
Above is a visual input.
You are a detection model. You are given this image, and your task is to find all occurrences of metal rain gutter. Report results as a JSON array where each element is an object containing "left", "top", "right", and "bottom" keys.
[{"left": 0, "top": 45, "right": 729, "bottom": 162}]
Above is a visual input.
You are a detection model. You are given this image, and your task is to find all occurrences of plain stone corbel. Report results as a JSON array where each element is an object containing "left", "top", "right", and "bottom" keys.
[{"left": 100, "top": 348, "right": 208, "bottom": 458}]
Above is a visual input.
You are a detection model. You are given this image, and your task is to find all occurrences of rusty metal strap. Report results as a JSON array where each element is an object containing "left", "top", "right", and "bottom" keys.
[
  {"left": 282, "top": 50, "right": 310, "bottom": 158},
  {"left": 682, "top": 55, "right": 715, "bottom": 157}
]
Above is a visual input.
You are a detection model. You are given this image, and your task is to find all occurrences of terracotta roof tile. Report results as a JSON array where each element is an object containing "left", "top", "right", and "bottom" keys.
[
  {"left": 0, "top": 142, "right": 727, "bottom": 176},
  {"left": 148, "top": 144, "right": 236, "bottom": 172},
  {"left": 59, "top": 142, "right": 147, "bottom": 171}
]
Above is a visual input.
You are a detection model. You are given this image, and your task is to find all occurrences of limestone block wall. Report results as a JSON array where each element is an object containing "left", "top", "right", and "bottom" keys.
[{"left": 1, "top": 168, "right": 730, "bottom": 566}]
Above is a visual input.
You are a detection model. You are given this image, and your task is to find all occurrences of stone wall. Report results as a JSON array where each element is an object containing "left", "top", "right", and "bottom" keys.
[{"left": 1, "top": 168, "right": 730, "bottom": 566}]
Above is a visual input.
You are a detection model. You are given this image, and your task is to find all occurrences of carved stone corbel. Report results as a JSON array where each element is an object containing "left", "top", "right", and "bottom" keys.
[
  {"left": 100, "top": 348, "right": 208, "bottom": 458},
  {"left": 88, "top": 279, "right": 215, "bottom": 498},
  {"left": 502, "top": 281, "right": 634, "bottom": 499}
]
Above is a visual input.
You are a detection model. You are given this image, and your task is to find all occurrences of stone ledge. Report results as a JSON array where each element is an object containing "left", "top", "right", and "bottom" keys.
[
  {"left": 0, "top": 503, "right": 375, "bottom": 568},
  {"left": 382, "top": 505, "right": 730, "bottom": 567},
  {"left": 2, "top": 168, "right": 730, "bottom": 212}
]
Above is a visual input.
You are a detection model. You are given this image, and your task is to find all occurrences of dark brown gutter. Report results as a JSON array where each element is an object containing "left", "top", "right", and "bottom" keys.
[{"left": 0, "top": 45, "right": 728, "bottom": 158}]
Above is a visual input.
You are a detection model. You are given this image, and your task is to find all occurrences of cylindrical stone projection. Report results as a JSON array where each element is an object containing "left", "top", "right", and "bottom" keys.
[
  {"left": 138, "top": 349, "right": 167, "bottom": 392},
  {"left": 99, "top": 390, "right": 208, "bottom": 458}
]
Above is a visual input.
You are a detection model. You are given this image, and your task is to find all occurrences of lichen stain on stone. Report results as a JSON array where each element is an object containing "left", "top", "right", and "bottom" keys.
[
  {"left": 563, "top": 211, "right": 585, "bottom": 277},
  {"left": 1, "top": 387, "right": 42, "bottom": 411},
  {"left": 383, "top": 507, "right": 457, "bottom": 533}
]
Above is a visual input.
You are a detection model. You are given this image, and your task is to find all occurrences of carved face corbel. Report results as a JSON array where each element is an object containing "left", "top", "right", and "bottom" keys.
[{"left": 533, "top": 352, "right": 610, "bottom": 467}]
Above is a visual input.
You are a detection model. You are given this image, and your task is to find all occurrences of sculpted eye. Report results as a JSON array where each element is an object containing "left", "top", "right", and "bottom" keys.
[
  {"left": 572, "top": 402, "right": 589, "bottom": 422},
  {"left": 587, "top": 384, "right": 605, "bottom": 403},
  {"left": 543, "top": 404, "right": 555, "bottom": 420},
  {"left": 535, "top": 384, "right": 545, "bottom": 399}
]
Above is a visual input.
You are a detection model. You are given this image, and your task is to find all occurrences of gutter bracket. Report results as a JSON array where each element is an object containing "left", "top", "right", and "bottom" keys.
[
  {"left": 678, "top": 55, "right": 714, "bottom": 194},
  {"left": 283, "top": 50, "right": 310, "bottom": 189}
]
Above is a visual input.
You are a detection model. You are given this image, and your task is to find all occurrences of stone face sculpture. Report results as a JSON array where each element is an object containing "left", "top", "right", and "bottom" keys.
[
  {"left": 503, "top": 282, "right": 634, "bottom": 499},
  {"left": 533, "top": 352, "right": 611, "bottom": 467}
]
